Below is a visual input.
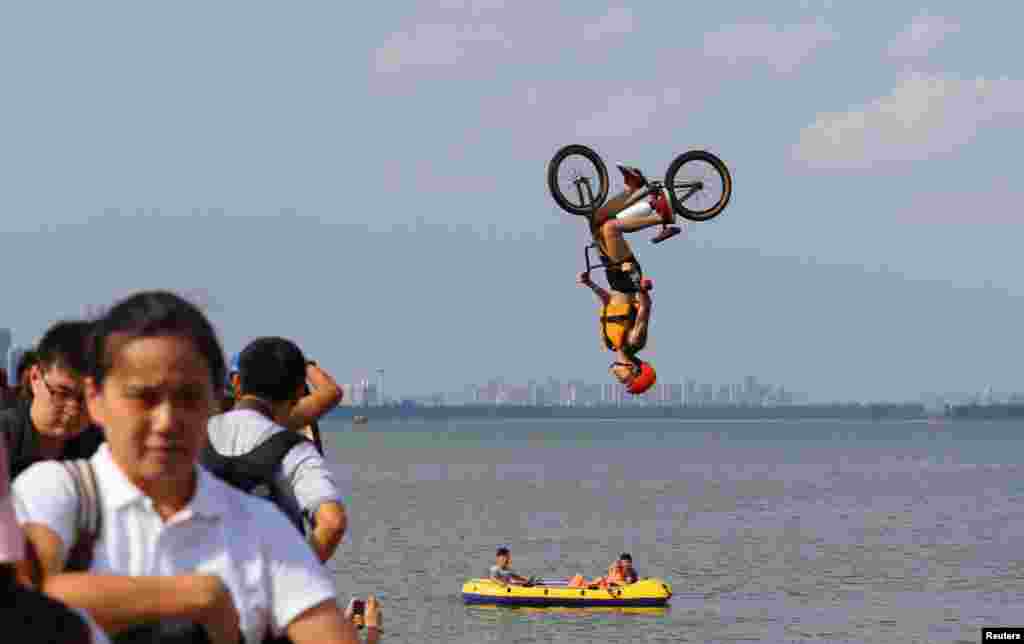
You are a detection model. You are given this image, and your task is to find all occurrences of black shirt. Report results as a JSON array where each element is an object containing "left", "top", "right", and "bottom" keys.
[{"left": 0, "top": 400, "right": 105, "bottom": 481}]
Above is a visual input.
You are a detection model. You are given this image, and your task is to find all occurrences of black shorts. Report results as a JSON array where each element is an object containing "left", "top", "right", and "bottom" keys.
[{"left": 605, "top": 261, "right": 643, "bottom": 293}]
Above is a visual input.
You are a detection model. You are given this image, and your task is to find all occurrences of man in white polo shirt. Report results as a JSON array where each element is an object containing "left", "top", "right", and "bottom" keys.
[
  {"left": 14, "top": 290, "right": 368, "bottom": 644},
  {"left": 204, "top": 337, "right": 347, "bottom": 563}
]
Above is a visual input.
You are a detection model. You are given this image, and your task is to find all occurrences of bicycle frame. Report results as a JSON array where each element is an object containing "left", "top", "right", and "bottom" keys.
[{"left": 571, "top": 176, "right": 608, "bottom": 276}]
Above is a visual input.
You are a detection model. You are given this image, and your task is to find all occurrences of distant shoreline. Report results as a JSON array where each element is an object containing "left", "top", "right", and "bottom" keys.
[
  {"left": 323, "top": 403, "right": 1024, "bottom": 422},
  {"left": 327, "top": 403, "right": 927, "bottom": 421}
]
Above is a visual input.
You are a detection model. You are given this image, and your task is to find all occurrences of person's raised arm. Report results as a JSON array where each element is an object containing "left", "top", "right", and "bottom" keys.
[
  {"left": 577, "top": 272, "right": 610, "bottom": 305},
  {"left": 285, "top": 363, "right": 343, "bottom": 432}
]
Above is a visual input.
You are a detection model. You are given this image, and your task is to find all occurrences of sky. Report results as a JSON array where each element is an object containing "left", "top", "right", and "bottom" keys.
[{"left": 2, "top": 1, "right": 1023, "bottom": 402}]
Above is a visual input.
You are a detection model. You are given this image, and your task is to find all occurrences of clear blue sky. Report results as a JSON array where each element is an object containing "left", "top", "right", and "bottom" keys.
[{"left": 2, "top": 1, "right": 1022, "bottom": 401}]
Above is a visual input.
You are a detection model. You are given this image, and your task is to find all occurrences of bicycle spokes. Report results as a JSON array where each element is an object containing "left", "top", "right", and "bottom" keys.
[
  {"left": 559, "top": 157, "right": 601, "bottom": 209},
  {"left": 669, "top": 157, "right": 727, "bottom": 217}
]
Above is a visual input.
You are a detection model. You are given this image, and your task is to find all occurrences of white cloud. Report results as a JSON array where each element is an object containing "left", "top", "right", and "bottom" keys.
[
  {"left": 703, "top": 21, "right": 838, "bottom": 73},
  {"left": 793, "top": 73, "right": 1024, "bottom": 169},
  {"left": 575, "top": 89, "right": 662, "bottom": 138},
  {"left": 374, "top": 23, "right": 506, "bottom": 74},
  {"left": 887, "top": 12, "right": 960, "bottom": 60},
  {"left": 582, "top": 7, "right": 634, "bottom": 42}
]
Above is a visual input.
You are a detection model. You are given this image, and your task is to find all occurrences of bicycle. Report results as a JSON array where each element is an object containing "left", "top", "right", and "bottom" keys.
[
  {"left": 546, "top": 143, "right": 733, "bottom": 274},
  {"left": 547, "top": 143, "right": 732, "bottom": 220}
]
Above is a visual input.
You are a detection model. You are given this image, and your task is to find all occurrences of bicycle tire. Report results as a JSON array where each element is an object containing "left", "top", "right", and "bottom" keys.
[
  {"left": 664, "top": 150, "right": 732, "bottom": 222},
  {"left": 547, "top": 144, "right": 609, "bottom": 216}
]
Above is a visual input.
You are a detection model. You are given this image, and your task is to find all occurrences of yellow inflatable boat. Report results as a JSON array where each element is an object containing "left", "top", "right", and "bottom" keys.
[{"left": 461, "top": 578, "right": 672, "bottom": 607}]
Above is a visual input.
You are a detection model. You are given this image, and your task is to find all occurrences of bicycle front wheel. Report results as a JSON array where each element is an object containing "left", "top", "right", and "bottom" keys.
[
  {"left": 547, "top": 144, "right": 609, "bottom": 216},
  {"left": 664, "top": 150, "right": 732, "bottom": 222}
]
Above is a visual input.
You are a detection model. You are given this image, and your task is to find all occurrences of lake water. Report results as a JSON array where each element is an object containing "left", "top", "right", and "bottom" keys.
[{"left": 320, "top": 417, "right": 1024, "bottom": 643}]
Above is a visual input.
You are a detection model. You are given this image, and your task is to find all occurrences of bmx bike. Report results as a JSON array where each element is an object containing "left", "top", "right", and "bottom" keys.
[
  {"left": 546, "top": 144, "right": 732, "bottom": 222},
  {"left": 546, "top": 143, "right": 733, "bottom": 275}
]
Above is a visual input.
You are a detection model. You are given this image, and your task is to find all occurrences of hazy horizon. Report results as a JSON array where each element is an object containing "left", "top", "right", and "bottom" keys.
[{"left": 3, "top": 1, "right": 1022, "bottom": 402}]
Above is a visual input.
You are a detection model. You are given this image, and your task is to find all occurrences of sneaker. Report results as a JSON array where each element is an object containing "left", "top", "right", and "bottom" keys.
[
  {"left": 651, "top": 226, "right": 681, "bottom": 244},
  {"left": 616, "top": 164, "right": 648, "bottom": 191}
]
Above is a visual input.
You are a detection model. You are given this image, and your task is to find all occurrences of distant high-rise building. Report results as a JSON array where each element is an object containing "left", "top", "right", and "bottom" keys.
[
  {"left": 376, "top": 369, "right": 385, "bottom": 405},
  {"left": 744, "top": 376, "right": 758, "bottom": 405},
  {"left": 700, "top": 383, "right": 713, "bottom": 405},
  {"left": 716, "top": 385, "right": 731, "bottom": 405},
  {"left": 338, "top": 384, "right": 354, "bottom": 407},
  {"left": 684, "top": 379, "right": 697, "bottom": 406},
  {"left": 0, "top": 329, "right": 11, "bottom": 378},
  {"left": 364, "top": 383, "right": 378, "bottom": 407}
]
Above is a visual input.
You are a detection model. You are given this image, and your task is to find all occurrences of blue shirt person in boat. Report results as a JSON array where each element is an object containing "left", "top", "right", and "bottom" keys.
[{"left": 489, "top": 547, "right": 532, "bottom": 586}]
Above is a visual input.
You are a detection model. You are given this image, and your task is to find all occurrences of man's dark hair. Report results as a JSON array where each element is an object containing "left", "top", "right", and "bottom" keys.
[
  {"left": 496, "top": 547, "right": 510, "bottom": 557},
  {"left": 237, "top": 337, "right": 307, "bottom": 403},
  {"left": 35, "top": 321, "right": 92, "bottom": 375},
  {"left": 619, "top": 553, "right": 632, "bottom": 561}
]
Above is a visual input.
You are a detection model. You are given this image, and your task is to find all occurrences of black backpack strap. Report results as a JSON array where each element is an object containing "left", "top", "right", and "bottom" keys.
[
  {"left": 62, "top": 459, "right": 101, "bottom": 572},
  {"left": 202, "top": 430, "right": 310, "bottom": 492}
]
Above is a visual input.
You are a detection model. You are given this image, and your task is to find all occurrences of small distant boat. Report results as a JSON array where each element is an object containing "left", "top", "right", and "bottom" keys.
[{"left": 353, "top": 415, "right": 369, "bottom": 425}]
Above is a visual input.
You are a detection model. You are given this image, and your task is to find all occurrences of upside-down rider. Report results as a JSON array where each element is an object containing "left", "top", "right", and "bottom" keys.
[{"left": 579, "top": 163, "right": 679, "bottom": 394}]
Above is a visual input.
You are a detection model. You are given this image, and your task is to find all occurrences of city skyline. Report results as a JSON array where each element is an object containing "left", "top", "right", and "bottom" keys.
[{"left": 2, "top": 323, "right": 1014, "bottom": 408}]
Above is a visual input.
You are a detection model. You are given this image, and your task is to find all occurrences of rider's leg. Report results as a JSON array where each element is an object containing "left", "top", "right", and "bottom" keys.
[
  {"left": 599, "top": 219, "right": 635, "bottom": 264},
  {"left": 592, "top": 165, "right": 654, "bottom": 227},
  {"left": 593, "top": 189, "right": 646, "bottom": 228},
  {"left": 612, "top": 200, "right": 665, "bottom": 232},
  {"left": 605, "top": 189, "right": 674, "bottom": 235}
]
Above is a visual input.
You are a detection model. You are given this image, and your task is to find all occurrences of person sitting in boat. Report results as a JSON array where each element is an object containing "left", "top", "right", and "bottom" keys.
[
  {"left": 616, "top": 553, "right": 640, "bottom": 584},
  {"left": 489, "top": 547, "right": 532, "bottom": 586},
  {"left": 568, "top": 553, "right": 640, "bottom": 588}
]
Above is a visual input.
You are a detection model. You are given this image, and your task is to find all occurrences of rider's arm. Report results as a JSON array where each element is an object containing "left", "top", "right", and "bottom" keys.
[
  {"left": 284, "top": 363, "right": 343, "bottom": 431},
  {"left": 627, "top": 291, "right": 651, "bottom": 348}
]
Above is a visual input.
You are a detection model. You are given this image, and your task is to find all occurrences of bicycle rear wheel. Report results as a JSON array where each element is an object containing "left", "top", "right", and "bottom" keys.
[
  {"left": 664, "top": 150, "right": 732, "bottom": 222},
  {"left": 547, "top": 144, "right": 609, "bottom": 216}
]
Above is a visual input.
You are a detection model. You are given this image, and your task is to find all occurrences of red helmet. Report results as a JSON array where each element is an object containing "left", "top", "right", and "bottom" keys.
[{"left": 626, "top": 361, "right": 657, "bottom": 394}]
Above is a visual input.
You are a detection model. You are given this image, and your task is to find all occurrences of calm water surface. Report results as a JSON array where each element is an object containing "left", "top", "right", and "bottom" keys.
[{"left": 320, "top": 417, "right": 1024, "bottom": 643}]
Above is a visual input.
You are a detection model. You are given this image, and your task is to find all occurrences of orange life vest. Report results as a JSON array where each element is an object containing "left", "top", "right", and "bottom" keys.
[{"left": 600, "top": 300, "right": 637, "bottom": 351}]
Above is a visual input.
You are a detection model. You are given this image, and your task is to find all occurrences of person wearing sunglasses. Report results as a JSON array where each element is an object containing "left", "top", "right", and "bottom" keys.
[{"left": 1, "top": 321, "right": 104, "bottom": 480}]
